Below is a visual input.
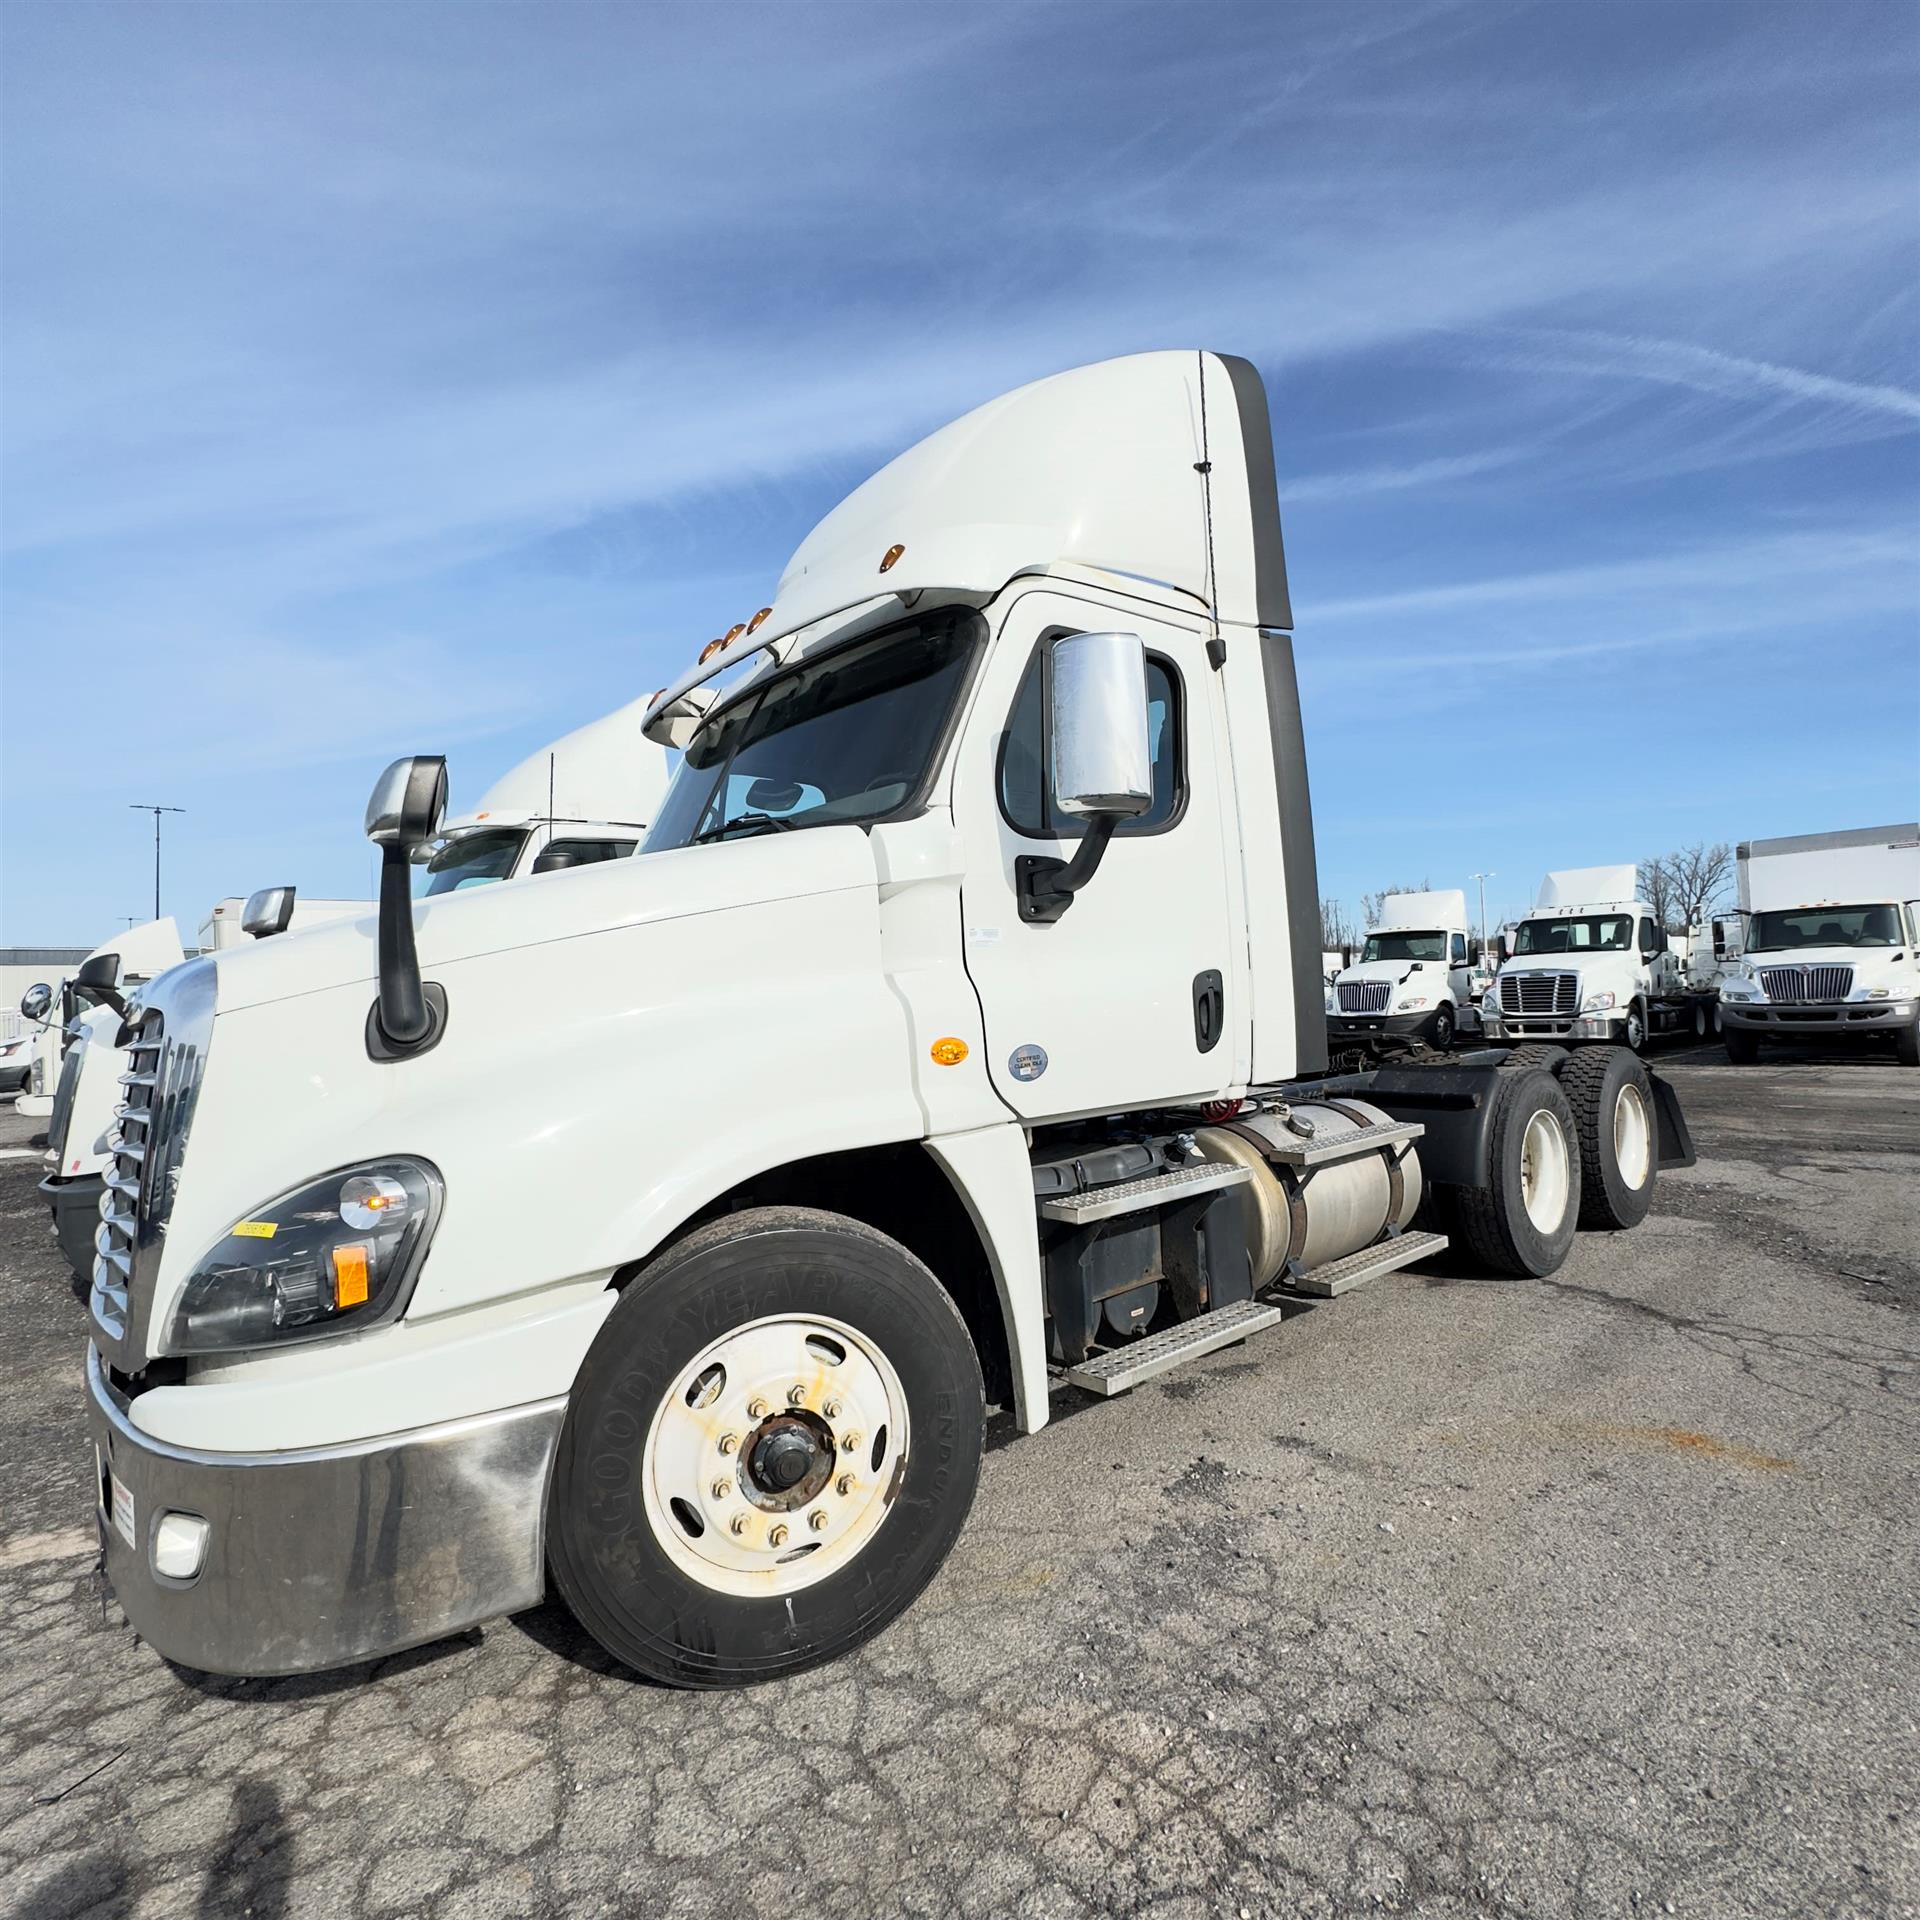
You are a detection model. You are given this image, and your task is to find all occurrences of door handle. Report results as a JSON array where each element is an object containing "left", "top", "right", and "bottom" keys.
[{"left": 1192, "top": 970, "right": 1224, "bottom": 1053}]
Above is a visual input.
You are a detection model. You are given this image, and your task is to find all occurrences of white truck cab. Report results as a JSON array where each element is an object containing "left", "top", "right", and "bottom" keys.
[
  {"left": 1482, "top": 866, "right": 1692, "bottom": 1052},
  {"left": 1718, "top": 824, "right": 1920, "bottom": 1065},
  {"left": 81, "top": 352, "right": 1692, "bottom": 1688},
  {"left": 1329, "top": 889, "right": 1474, "bottom": 1052},
  {"left": 417, "top": 699, "right": 670, "bottom": 893}
]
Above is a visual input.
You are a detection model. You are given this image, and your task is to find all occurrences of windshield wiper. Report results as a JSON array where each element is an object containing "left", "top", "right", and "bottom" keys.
[{"left": 691, "top": 811, "right": 800, "bottom": 846}]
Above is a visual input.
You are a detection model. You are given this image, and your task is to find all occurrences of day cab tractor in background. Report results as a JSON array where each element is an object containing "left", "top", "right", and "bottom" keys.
[
  {"left": 1328, "top": 888, "right": 1477, "bottom": 1054},
  {"left": 1482, "top": 866, "right": 1694, "bottom": 1053},
  {"left": 80, "top": 351, "right": 1691, "bottom": 1693}
]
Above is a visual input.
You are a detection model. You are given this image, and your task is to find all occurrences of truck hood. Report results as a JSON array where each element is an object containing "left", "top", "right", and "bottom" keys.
[
  {"left": 210, "top": 827, "right": 880, "bottom": 1015},
  {"left": 1337, "top": 959, "right": 1438, "bottom": 988},
  {"left": 1747, "top": 945, "right": 1912, "bottom": 978}
]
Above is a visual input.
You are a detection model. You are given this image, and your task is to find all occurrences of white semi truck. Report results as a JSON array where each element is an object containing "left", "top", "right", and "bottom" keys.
[
  {"left": 1481, "top": 865, "right": 1694, "bottom": 1052},
  {"left": 1329, "top": 889, "right": 1476, "bottom": 1052},
  {"left": 82, "top": 352, "right": 1691, "bottom": 1688},
  {"left": 1718, "top": 824, "right": 1920, "bottom": 1065}
]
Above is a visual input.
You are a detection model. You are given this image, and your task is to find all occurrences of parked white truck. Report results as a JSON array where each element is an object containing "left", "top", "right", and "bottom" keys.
[
  {"left": 1481, "top": 866, "right": 1694, "bottom": 1052},
  {"left": 1329, "top": 889, "right": 1476, "bottom": 1052},
  {"left": 1718, "top": 824, "right": 1920, "bottom": 1065},
  {"left": 82, "top": 352, "right": 1691, "bottom": 1688}
]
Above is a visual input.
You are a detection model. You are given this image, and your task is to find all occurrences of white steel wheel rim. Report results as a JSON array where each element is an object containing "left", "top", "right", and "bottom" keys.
[
  {"left": 1613, "top": 1082, "right": 1652, "bottom": 1191},
  {"left": 1520, "top": 1109, "right": 1571, "bottom": 1232},
  {"left": 641, "top": 1312, "right": 909, "bottom": 1599}
]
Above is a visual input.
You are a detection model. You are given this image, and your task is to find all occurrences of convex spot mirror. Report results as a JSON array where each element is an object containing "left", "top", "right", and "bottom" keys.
[
  {"left": 243, "top": 885, "right": 297, "bottom": 938},
  {"left": 19, "top": 982, "right": 52, "bottom": 1022},
  {"left": 75, "top": 953, "right": 122, "bottom": 991},
  {"left": 529, "top": 847, "right": 580, "bottom": 874},
  {"left": 1048, "top": 631, "right": 1153, "bottom": 820},
  {"left": 365, "top": 756, "right": 449, "bottom": 851}
]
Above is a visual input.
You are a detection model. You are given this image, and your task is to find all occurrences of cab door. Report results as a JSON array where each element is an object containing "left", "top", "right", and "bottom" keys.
[{"left": 951, "top": 588, "right": 1243, "bottom": 1121}]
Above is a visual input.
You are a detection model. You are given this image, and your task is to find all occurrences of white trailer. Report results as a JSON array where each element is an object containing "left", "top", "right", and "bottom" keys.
[
  {"left": 77, "top": 352, "right": 1692, "bottom": 1687},
  {"left": 1718, "top": 824, "right": 1920, "bottom": 1064},
  {"left": 1329, "top": 889, "right": 1475, "bottom": 1052},
  {"left": 1482, "top": 865, "right": 1696, "bottom": 1052}
]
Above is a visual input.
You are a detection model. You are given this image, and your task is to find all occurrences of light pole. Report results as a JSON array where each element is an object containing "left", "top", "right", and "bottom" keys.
[
  {"left": 129, "top": 805, "right": 186, "bottom": 921},
  {"left": 1471, "top": 871, "right": 1495, "bottom": 970}
]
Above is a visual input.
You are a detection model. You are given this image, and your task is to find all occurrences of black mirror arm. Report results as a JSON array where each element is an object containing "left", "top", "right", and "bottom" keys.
[
  {"left": 1016, "top": 815, "right": 1120, "bottom": 925},
  {"left": 373, "top": 843, "right": 432, "bottom": 1048}
]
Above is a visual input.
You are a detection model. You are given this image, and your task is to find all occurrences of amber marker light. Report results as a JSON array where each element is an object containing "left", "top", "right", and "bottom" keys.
[
  {"left": 698, "top": 637, "right": 728, "bottom": 664},
  {"left": 879, "top": 543, "right": 905, "bottom": 573},
  {"left": 721, "top": 622, "right": 746, "bottom": 647},
  {"left": 930, "top": 1037, "right": 969, "bottom": 1066},
  {"left": 331, "top": 1243, "right": 371, "bottom": 1309},
  {"left": 746, "top": 606, "right": 774, "bottom": 632}
]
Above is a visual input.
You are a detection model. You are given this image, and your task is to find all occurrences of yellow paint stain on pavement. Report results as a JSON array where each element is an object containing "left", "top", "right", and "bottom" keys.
[{"left": 1589, "top": 1424, "right": 1797, "bottom": 1472}]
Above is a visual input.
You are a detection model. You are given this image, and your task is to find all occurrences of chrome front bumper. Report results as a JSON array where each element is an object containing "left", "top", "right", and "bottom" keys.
[
  {"left": 1720, "top": 999, "right": 1913, "bottom": 1031},
  {"left": 1480, "top": 1013, "right": 1620, "bottom": 1042},
  {"left": 87, "top": 1346, "right": 565, "bottom": 1676}
]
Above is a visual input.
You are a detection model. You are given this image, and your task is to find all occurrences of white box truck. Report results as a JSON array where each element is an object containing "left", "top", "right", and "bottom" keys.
[
  {"left": 1329, "top": 889, "right": 1475, "bottom": 1052},
  {"left": 1482, "top": 866, "right": 1694, "bottom": 1052},
  {"left": 81, "top": 352, "right": 1691, "bottom": 1688},
  {"left": 1718, "top": 824, "right": 1920, "bottom": 1064}
]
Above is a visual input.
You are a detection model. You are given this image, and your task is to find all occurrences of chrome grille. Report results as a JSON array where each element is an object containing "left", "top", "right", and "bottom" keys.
[
  {"left": 1499, "top": 971, "right": 1579, "bottom": 1016},
  {"left": 1757, "top": 965, "right": 1853, "bottom": 1003},
  {"left": 1337, "top": 980, "right": 1391, "bottom": 1014},
  {"left": 90, "top": 957, "right": 215, "bottom": 1368}
]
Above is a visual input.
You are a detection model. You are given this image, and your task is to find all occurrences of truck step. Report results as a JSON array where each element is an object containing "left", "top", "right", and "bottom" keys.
[
  {"left": 1278, "top": 1229, "right": 1449, "bottom": 1298},
  {"left": 1037, "top": 1160, "right": 1252, "bottom": 1224},
  {"left": 1060, "top": 1297, "right": 1286, "bottom": 1397},
  {"left": 1256, "top": 1118, "right": 1425, "bottom": 1168}
]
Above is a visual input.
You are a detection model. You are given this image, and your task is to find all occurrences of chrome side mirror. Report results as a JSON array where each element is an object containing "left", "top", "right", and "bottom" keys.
[
  {"left": 243, "top": 885, "right": 297, "bottom": 939},
  {"left": 1048, "top": 631, "right": 1153, "bottom": 819},
  {"left": 19, "top": 982, "right": 53, "bottom": 1022},
  {"left": 1018, "top": 631, "right": 1153, "bottom": 925},
  {"left": 365, "top": 756, "right": 448, "bottom": 849}
]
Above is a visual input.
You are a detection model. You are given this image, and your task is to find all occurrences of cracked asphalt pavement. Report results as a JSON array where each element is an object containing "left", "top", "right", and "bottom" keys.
[{"left": 2, "top": 1046, "right": 1916, "bottom": 1918}]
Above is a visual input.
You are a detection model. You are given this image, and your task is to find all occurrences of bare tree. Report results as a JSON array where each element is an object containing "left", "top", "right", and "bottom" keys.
[
  {"left": 1319, "top": 897, "right": 1356, "bottom": 954},
  {"left": 1642, "top": 843, "right": 1734, "bottom": 930}
]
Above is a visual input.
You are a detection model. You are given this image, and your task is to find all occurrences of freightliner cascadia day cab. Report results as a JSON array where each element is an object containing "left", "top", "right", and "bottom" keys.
[
  {"left": 1329, "top": 889, "right": 1476, "bottom": 1052},
  {"left": 84, "top": 353, "right": 1692, "bottom": 1688},
  {"left": 1719, "top": 824, "right": 1920, "bottom": 1065},
  {"left": 42, "top": 897, "right": 369, "bottom": 1282},
  {"left": 1481, "top": 866, "right": 1691, "bottom": 1053}
]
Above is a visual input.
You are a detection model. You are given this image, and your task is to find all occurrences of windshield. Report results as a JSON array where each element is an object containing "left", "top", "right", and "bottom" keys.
[
  {"left": 1513, "top": 913, "right": 1632, "bottom": 956},
  {"left": 1748, "top": 904, "right": 1901, "bottom": 951},
  {"left": 1361, "top": 931, "right": 1445, "bottom": 963},
  {"left": 421, "top": 828, "right": 527, "bottom": 894},
  {"left": 645, "top": 611, "right": 979, "bottom": 852}
]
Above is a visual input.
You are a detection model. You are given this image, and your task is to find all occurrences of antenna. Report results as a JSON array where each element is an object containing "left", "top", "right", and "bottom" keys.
[{"left": 129, "top": 805, "right": 186, "bottom": 920}]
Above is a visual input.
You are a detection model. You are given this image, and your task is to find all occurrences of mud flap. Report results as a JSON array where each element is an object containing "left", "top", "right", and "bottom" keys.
[{"left": 1649, "top": 1072, "right": 1695, "bottom": 1170}]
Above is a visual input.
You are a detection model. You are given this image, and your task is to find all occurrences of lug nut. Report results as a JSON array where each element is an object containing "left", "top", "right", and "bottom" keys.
[
  {"left": 729, "top": 1514, "right": 749, "bottom": 1537},
  {"left": 711, "top": 1479, "right": 731, "bottom": 1500},
  {"left": 824, "top": 1398, "right": 843, "bottom": 1419},
  {"left": 836, "top": 1473, "right": 856, "bottom": 1496},
  {"left": 769, "top": 1523, "right": 789, "bottom": 1549},
  {"left": 787, "top": 1384, "right": 807, "bottom": 1405},
  {"left": 808, "top": 1509, "right": 829, "bottom": 1532},
  {"left": 840, "top": 1431, "right": 862, "bottom": 1453},
  {"left": 718, "top": 1432, "right": 740, "bottom": 1456},
  {"left": 747, "top": 1398, "right": 769, "bottom": 1420}
]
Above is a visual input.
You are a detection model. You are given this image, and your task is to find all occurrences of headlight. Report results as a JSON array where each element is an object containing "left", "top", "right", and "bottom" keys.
[
  {"left": 1720, "top": 982, "right": 1754, "bottom": 1001},
  {"left": 162, "top": 1157, "right": 442, "bottom": 1355},
  {"left": 1396, "top": 996, "right": 1429, "bottom": 1010},
  {"left": 1581, "top": 991, "right": 1616, "bottom": 1012},
  {"left": 1863, "top": 986, "right": 1891, "bottom": 1000}
]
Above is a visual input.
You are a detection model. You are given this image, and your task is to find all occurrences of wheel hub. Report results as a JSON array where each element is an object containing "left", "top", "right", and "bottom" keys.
[{"left": 745, "top": 1412, "right": 835, "bottom": 1510}]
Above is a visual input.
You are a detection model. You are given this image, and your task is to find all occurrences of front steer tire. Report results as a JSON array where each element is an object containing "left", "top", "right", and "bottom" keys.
[
  {"left": 1441, "top": 1069, "right": 1582, "bottom": 1278},
  {"left": 547, "top": 1206, "right": 984, "bottom": 1689},
  {"left": 1560, "top": 1046, "right": 1656, "bottom": 1230}
]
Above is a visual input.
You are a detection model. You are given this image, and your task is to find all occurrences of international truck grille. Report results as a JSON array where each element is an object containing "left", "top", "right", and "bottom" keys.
[
  {"left": 1499, "top": 972, "right": 1579, "bottom": 1016},
  {"left": 1337, "top": 981, "right": 1391, "bottom": 1014},
  {"left": 91, "top": 959, "right": 215, "bottom": 1367},
  {"left": 1757, "top": 965, "right": 1853, "bottom": 1003}
]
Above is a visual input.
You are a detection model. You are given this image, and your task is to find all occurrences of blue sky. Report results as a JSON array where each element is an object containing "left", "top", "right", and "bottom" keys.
[{"left": 3, "top": 1, "right": 1916, "bottom": 942}]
